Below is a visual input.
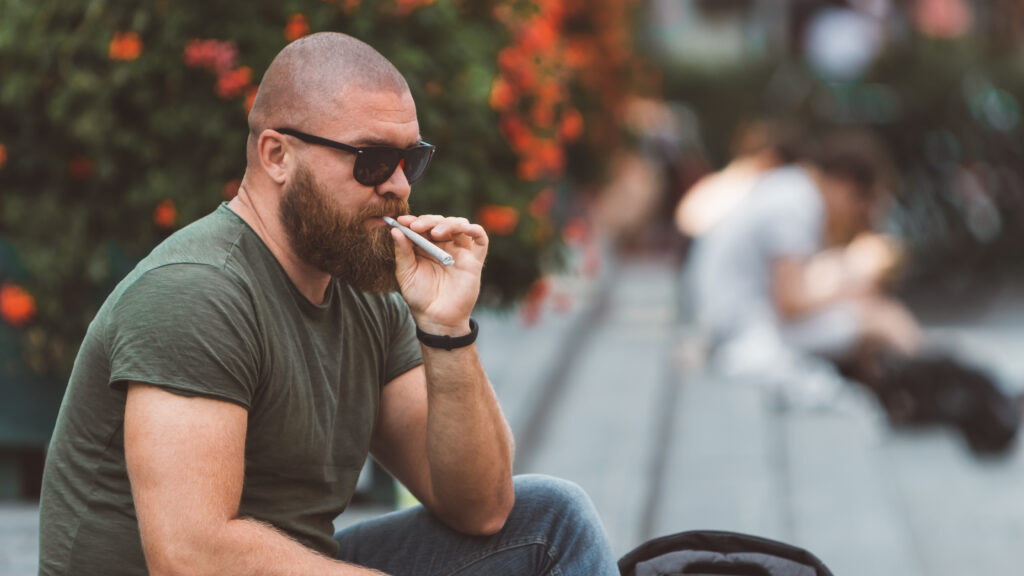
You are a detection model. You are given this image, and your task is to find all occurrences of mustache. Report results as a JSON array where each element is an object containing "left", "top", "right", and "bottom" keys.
[{"left": 358, "top": 198, "right": 410, "bottom": 220}]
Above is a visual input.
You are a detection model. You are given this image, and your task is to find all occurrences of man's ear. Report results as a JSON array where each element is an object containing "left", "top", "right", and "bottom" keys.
[{"left": 257, "top": 129, "right": 290, "bottom": 186}]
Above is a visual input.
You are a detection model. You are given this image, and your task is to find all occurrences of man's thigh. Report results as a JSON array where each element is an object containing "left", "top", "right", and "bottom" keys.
[{"left": 334, "top": 474, "right": 618, "bottom": 576}]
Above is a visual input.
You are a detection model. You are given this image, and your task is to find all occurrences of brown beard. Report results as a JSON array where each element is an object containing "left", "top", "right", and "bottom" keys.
[{"left": 279, "top": 163, "right": 409, "bottom": 293}]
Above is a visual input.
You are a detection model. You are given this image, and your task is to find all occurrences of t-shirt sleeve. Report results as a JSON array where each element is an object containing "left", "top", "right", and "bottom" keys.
[
  {"left": 106, "top": 264, "right": 261, "bottom": 409},
  {"left": 763, "top": 174, "right": 825, "bottom": 260},
  {"left": 383, "top": 293, "right": 423, "bottom": 383}
]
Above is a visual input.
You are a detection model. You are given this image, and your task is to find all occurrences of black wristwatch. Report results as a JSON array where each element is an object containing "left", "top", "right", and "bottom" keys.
[{"left": 416, "top": 318, "right": 479, "bottom": 351}]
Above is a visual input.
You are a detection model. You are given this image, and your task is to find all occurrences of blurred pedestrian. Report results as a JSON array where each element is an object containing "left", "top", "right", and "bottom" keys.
[
  {"left": 38, "top": 32, "right": 617, "bottom": 576},
  {"left": 690, "top": 127, "right": 920, "bottom": 383}
]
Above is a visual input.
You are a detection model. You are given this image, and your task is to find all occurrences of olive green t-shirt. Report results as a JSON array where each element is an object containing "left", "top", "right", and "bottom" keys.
[{"left": 38, "top": 204, "right": 423, "bottom": 575}]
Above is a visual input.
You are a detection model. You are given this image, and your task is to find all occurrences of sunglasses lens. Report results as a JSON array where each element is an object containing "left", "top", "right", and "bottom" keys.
[
  {"left": 355, "top": 149, "right": 403, "bottom": 186},
  {"left": 402, "top": 145, "right": 435, "bottom": 184},
  {"left": 354, "top": 144, "right": 435, "bottom": 186}
]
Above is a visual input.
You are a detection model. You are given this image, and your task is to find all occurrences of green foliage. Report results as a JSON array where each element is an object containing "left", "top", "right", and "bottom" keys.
[{"left": 0, "top": 0, "right": 559, "bottom": 377}]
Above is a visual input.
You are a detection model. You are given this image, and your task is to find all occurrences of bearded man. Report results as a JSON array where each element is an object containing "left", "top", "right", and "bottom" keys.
[{"left": 38, "top": 33, "right": 618, "bottom": 576}]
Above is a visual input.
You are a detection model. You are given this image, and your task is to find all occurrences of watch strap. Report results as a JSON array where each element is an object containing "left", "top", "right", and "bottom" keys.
[{"left": 416, "top": 318, "right": 479, "bottom": 351}]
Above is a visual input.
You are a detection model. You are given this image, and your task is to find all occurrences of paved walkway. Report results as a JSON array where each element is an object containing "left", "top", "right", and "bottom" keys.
[
  {"left": 3, "top": 256, "right": 1024, "bottom": 575},
  {"left": 483, "top": 257, "right": 1024, "bottom": 574}
]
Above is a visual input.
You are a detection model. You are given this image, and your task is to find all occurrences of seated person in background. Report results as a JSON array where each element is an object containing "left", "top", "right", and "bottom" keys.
[{"left": 690, "top": 127, "right": 920, "bottom": 373}]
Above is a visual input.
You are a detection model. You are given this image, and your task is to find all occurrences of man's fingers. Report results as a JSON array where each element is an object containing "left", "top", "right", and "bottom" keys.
[
  {"left": 401, "top": 215, "right": 488, "bottom": 247},
  {"left": 391, "top": 228, "right": 417, "bottom": 272}
]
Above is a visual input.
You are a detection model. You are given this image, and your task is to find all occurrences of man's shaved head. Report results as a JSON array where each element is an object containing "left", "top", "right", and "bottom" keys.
[{"left": 246, "top": 32, "right": 409, "bottom": 162}]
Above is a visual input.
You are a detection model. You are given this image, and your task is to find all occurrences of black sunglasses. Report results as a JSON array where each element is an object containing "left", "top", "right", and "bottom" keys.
[{"left": 275, "top": 127, "right": 436, "bottom": 186}]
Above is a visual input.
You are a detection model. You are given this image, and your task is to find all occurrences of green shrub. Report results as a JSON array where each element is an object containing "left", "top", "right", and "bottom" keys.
[{"left": 0, "top": 0, "right": 642, "bottom": 377}]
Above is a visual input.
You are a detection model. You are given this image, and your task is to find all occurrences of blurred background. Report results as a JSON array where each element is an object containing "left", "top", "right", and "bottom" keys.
[{"left": 3, "top": 0, "right": 1024, "bottom": 574}]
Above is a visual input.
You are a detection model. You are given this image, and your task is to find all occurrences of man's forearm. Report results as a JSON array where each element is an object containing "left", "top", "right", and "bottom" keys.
[
  {"left": 421, "top": 344, "right": 515, "bottom": 535},
  {"left": 146, "top": 517, "right": 384, "bottom": 576}
]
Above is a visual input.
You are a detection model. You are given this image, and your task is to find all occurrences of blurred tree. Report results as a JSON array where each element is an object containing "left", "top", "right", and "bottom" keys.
[{"left": 0, "top": 0, "right": 645, "bottom": 379}]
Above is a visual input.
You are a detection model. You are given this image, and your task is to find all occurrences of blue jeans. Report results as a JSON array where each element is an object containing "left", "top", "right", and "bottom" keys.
[{"left": 334, "top": 474, "right": 619, "bottom": 575}]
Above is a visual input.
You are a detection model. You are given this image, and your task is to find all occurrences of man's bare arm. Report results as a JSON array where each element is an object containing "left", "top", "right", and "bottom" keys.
[
  {"left": 373, "top": 213, "right": 514, "bottom": 536},
  {"left": 124, "top": 382, "right": 385, "bottom": 576},
  {"left": 371, "top": 358, "right": 514, "bottom": 537}
]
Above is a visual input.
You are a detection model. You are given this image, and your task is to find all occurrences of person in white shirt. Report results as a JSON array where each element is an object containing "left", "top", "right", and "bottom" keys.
[{"left": 691, "top": 128, "right": 920, "bottom": 368}]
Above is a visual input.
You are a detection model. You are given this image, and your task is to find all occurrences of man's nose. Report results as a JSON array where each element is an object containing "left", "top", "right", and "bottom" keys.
[{"left": 377, "top": 161, "right": 411, "bottom": 200}]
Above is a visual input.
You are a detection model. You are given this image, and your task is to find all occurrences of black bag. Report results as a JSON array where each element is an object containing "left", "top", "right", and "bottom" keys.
[
  {"left": 618, "top": 530, "right": 834, "bottom": 576},
  {"left": 862, "top": 352, "right": 1021, "bottom": 454}
]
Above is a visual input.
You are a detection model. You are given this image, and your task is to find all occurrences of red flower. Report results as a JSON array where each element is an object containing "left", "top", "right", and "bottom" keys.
[
  {"left": 0, "top": 283, "right": 36, "bottom": 328},
  {"left": 244, "top": 85, "right": 259, "bottom": 115},
  {"left": 183, "top": 39, "right": 237, "bottom": 74},
  {"left": 216, "top": 66, "right": 253, "bottom": 100},
  {"left": 517, "top": 158, "right": 540, "bottom": 182},
  {"left": 153, "top": 199, "right": 178, "bottom": 229},
  {"left": 558, "top": 107, "right": 584, "bottom": 142},
  {"left": 68, "top": 156, "right": 94, "bottom": 181},
  {"left": 489, "top": 78, "right": 515, "bottom": 111},
  {"left": 0, "top": 143, "right": 6, "bottom": 170},
  {"left": 478, "top": 204, "right": 520, "bottom": 236},
  {"left": 284, "top": 14, "right": 310, "bottom": 42},
  {"left": 535, "top": 140, "right": 565, "bottom": 175},
  {"left": 109, "top": 32, "right": 143, "bottom": 61},
  {"left": 519, "top": 18, "right": 558, "bottom": 53}
]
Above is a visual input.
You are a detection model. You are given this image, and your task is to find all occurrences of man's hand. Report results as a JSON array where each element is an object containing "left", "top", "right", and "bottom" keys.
[{"left": 390, "top": 214, "right": 488, "bottom": 333}]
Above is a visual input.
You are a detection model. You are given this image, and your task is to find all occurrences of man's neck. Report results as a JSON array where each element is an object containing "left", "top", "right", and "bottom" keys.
[{"left": 227, "top": 183, "right": 333, "bottom": 305}]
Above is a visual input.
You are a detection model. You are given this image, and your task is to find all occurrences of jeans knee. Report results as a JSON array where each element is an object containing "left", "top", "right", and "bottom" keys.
[
  {"left": 508, "top": 475, "right": 617, "bottom": 573},
  {"left": 512, "top": 474, "right": 600, "bottom": 526}
]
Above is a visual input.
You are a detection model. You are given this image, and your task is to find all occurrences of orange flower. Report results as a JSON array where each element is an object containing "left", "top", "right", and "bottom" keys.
[
  {"left": 478, "top": 204, "right": 520, "bottom": 236},
  {"left": 531, "top": 103, "right": 555, "bottom": 129},
  {"left": 153, "top": 199, "right": 178, "bottom": 229},
  {"left": 500, "top": 116, "right": 532, "bottom": 153},
  {"left": 109, "top": 32, "right": 143, "bottom": 61},
  {"left": 284, "top": 13, "right": 310, "bottom": 42},
  {"left": 341, "top": 0, "right": 361, "bottom": 12},
  {"left": 244, "top": 85, "right": 259, "bottom": 115},
  {"left": 489, "top": 78, "right": 515, "bottom": 111},
  {"left": 0, "top": 143, "right": 6, "bottom": 170},
  {"left": 0, "top": 283, "right": 36, "bottom": 328},
  {"left": 68, "top": 156, "right": 94, "bottom": 180},
  {"left": 558, "top": 107, "right": 584, "bottom": 142},
  {"left": 216, "top": 66, "right": 253, "bottom": 99},
  {"left": 535, "top": 140, "right": 565, "bottom": 175},
  {"left": 520, "top": 18, "right": 558, "bottom": 53},
  {"left": 517, "top": 158, "right": 540, "bottom": 182}
]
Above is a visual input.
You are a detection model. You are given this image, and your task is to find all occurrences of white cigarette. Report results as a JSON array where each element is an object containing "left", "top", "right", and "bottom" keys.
[{"left": 383, "top": 216, "right": 455, "bottom": 267}]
